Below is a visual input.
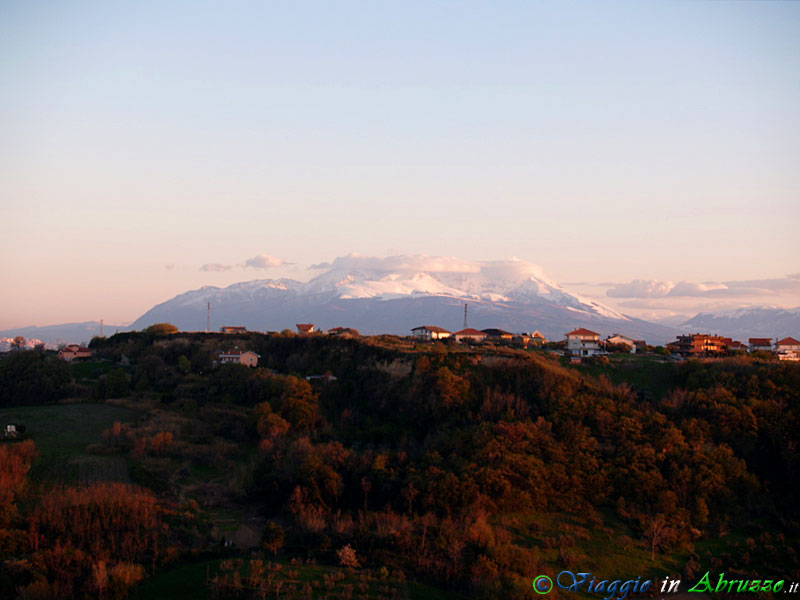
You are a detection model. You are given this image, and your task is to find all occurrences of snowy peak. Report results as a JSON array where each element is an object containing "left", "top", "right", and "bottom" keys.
[
  {"left": 150, "top": 255, "right": 627, "bottom": 320},
  {"left": 301, "top": 255, "right": 627, "bottom": 319},
  {"left": 127, "top": 255, "right": 681, "bottom": 341}
]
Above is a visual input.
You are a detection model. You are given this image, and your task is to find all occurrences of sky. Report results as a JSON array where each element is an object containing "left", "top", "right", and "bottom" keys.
[{"left": 1, "top": 1, "right": 799, "bottom": 328}]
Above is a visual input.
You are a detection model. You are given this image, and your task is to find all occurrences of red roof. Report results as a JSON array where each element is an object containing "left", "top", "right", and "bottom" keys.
[
  {"left": 749, "top": 338, "right": 771, "bottom": 345},
  {"left": 566, "top": 328, "right": 599, "bottom": 337},
  {"left": 777, "top": 337, "right": 800, "bottom": 346},
  {"left": 296, "top": 323, "right": 314, "bottom": 332},
  {"left": 454, "top": 328, "right": 486, "bottom": 336}
]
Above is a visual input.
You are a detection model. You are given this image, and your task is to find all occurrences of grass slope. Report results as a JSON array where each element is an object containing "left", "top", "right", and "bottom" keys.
[{"left": 0, "top": 402, "right": 139, "bottom": 482}]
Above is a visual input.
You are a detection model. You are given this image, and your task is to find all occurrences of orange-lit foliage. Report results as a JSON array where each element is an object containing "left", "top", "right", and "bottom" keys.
[
  {"left": 0, "top": 440, "right": 37, "bottom": 528},
  {"left": 149, "top": 431, "right": 174, "bottom": 455},
  {"left": 30, "top": 482, "right": 163, "bottom": 563},
  {"left": 0, "top": 439, "right": 170, "bottom": 598}
]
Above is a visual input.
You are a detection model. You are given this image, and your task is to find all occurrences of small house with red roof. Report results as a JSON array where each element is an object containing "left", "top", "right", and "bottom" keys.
[
  {"left": 565, "top": 328, "right": 601, "bottom": 357},
  {"left": 453, "top": 328, "right": 487, "bottom": 343},
  {"left": 728, "top": 340, "right": 748, "bottom": 352},
  {"left": 58, "top": 344, "right": 93, "bottom": 362},
  {"left": 296, "top": 323, "right": 315, "bottom": 334},
  {"left": 776, "top": 337, "right": 800, "bottom": 361},
  {"left": 748, "top": 338, "right": 773, "bottom": 353}
]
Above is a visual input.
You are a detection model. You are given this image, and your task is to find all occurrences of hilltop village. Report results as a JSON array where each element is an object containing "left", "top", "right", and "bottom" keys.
[
  {"left": 5, "top": 321, "right": 796, "bottom": 367},
  {"left": 190, "top": 322, "right": 800, "bottom": 365}
]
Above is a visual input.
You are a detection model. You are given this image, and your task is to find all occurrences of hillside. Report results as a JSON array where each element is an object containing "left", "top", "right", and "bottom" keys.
[{"left": 1, "top": 332, "right": 798, "bottom": 598}]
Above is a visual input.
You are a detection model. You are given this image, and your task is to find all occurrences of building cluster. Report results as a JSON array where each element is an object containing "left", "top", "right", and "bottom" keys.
[
  {"left": 667, "top": 334, "right": 800, "bottom": 361},
  {"left": 214, "top": 323, "right": 364, "bottom": 367},
  {"left": 201, "top": 322, "right": 800, "bottom": 365},
  {"left": 564, "top": 329, "right": 646, "bottom": 359},
  {"left": 410, "top": 326, "right": 548, "bottom": 347}
]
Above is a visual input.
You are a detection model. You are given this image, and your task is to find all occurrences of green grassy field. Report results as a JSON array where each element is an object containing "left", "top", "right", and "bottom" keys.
[
  {"left": 71, "top": 359, "right": 127, "bottom": 380},
  {"left": 573, "top": 354, "right": 677, "bottom": 400},
  {"left": 0, "top": 402, "right": 140, "bottom": 482}
]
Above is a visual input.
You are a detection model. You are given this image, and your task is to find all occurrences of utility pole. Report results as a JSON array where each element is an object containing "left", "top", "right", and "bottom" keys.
[
  {"left": 464, "top": 303, "right": 468, "bottom": 329},
  {"left": 207, "top": 302, "right": 211, "bottom": 333},
  {"left": 100, "top": 319, "right": 104, "bottom": 337}
]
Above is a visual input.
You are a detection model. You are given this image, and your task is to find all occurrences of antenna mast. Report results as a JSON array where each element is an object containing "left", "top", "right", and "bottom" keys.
[
  {"left": 464, "top": 303, "right": 468, "bottom": 329},
  {"left": 207, "top": 302, "right": 211, "bottom": 333}
]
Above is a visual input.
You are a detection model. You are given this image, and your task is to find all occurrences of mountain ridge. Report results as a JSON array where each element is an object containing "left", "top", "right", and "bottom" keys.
[{"left": 130, "top": 257, "right": 674, "bottom": 342}]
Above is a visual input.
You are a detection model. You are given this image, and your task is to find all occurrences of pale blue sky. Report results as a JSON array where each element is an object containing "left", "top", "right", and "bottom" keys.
[{"left": 1, "top": 1, "right": 799, "bottom": 327}]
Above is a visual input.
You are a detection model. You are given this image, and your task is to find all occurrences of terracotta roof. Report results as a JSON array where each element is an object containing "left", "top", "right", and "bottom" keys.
[
  {"left": 566, "top": 328, "right": 599, "bottom": 337},
  {"left": 777, "top": 337, "right": 800, "bottom": 346},
  {"left": 454, "top": 328, "right": 486, "bottom": 336},
  {"left": 412, "top": 325, "right": 451, "bottom": 334},
  {"left": 296, "top": 324, "right": 315, "bottom": 332},
  {"left": 748, "top": 338, "right": 772, "bottom": 345}
]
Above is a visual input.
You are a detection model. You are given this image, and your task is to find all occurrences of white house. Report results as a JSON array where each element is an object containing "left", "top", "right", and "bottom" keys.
[
  {"left": 411, "top": 326, "right": 451, "bottom": 340},
  {"left": 605, "top": 334, "right": 637, "bottom": 353},
  {"left": 530, "top": 331, "right": 548, "bottom": 345},
  {"left": 566, "top": 328, "right": 601, "bottom": 357}
]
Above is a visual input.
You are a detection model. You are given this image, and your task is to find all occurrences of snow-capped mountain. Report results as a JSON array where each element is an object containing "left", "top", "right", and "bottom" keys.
[
  {"left": 131, "top": 255, "right": 678, "bottom": 343},
  {"left": 679, "top": 306, "right": 800, "bottom": 341}
]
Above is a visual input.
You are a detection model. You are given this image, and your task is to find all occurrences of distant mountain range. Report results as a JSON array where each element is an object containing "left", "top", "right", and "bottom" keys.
[
  {"left": 4, "top": 258, "right": 798, "bottom": 346},
  {"left": 0, "top": 321, "right": 122, "bottom": 346},
  {"left": 130, "top": 257, "right": 678, "bottom": 343},
  {"left": 677, "top": 306, "right": 800, "bottom": 341}
]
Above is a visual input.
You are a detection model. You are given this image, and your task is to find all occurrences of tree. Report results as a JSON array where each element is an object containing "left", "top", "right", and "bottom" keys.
[
  {"left": 261, "top": 522, "right": 285, "bottom": 558},
  {"left": 0, "top": 351, "right": 71, "bottom": 407},
  {"left": 336, "top": 544, "right": 360, "bottom": 568},
  {"left": 143, "top": 323, "right": 178, "bottom": 335},
  {"left": 643, "top": 514, "right": 672, "bottom": 562},
  {"left": 104, "top": 369, "right": 130, "bottom": 398},
  {"left": 178, "top": 355, "right": 191, "bottom": 374}
]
